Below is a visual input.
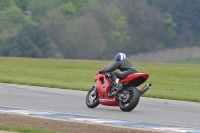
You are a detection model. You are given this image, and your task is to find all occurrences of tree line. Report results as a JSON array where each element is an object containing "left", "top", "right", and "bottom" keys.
[{"left": 0, "top": 0, "right": 200, "bottom": 60}]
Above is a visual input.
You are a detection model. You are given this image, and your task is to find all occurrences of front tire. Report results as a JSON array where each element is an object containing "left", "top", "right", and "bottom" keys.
[
  {"left": 86, "top": 86, "right": 99, "bottom": 108},
  {"left": 119, "top": 87, "right": 140, "bottom": 112}
]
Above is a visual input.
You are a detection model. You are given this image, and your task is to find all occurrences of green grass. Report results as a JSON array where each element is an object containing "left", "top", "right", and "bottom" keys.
[
  {"left": 175, "top": 58, "right": 200, "bottom": 64},
  {"left": 0, "top": 57, "right": 200, "bottom": 102},
  {"left": 0, "top": 125, "right": 63, "bottom": 133}
]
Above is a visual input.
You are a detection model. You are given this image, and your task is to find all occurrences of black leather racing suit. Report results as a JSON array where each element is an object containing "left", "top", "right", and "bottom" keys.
[{"left": 102, "top": 58, "right": 138, "bottom": 82}]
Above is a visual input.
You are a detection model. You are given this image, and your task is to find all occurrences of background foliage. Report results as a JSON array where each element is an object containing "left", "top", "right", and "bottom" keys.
[{"left": 0, "top": 0, "right": 200, "bottom": 59}]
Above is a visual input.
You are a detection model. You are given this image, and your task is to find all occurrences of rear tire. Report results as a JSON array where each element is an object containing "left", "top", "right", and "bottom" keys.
[
  {"left": 86, "top": 86, "right": 99, "bottom": 108},
  {"left": 119, "top": 87, "right": 140, "bottom": 112}
]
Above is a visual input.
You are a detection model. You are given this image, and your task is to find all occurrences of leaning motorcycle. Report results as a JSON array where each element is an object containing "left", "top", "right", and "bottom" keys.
[{"left": 86, "top": 67, "right": 151, "bottom": 112}]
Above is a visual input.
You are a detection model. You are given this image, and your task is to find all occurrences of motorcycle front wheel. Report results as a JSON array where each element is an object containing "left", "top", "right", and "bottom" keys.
[
  {"left": 86, "top": 85, "right": 99, "bottom": 108},
  {"left": 119, "top": 87, "right": 140, "bottom": 112}
]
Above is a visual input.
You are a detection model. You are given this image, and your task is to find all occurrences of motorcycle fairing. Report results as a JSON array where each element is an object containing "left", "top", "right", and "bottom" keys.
[
  {"left": 120, "top": 73, "right": 149, "bottom": 87},
  {"left": 95, "top": 74, "right": 111, "bottom": 97},
  {"left": 99, "top": 98, "right": 119, "bottom": 106},
  {"left": 94, "top": 74, "right": 119, "bottom": 106}
]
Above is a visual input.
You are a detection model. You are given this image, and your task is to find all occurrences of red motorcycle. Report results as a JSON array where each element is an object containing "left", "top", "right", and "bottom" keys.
[{"left": 86, "top": 67, "right": 151, "bottom": 112}]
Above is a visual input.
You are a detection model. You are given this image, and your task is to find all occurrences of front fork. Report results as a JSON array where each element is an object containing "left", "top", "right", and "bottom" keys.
[{"left": 91, "top": 85, "right": 97, "bottom": 96}]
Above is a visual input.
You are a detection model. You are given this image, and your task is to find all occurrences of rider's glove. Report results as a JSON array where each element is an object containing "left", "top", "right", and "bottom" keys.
[{"left": 99, "top": 69, "right": 104, "bottom": 74}]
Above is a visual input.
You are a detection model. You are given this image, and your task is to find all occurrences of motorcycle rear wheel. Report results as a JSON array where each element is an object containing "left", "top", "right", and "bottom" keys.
[
  {"left": 119, "top": 87, "right": 140, "bottom": 112},
  {"left": 86, "top": 86, "right": 99, "bottom": 108}
]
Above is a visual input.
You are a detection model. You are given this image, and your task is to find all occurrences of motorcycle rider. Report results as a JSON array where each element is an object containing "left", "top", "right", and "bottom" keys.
[{"left": 99, "top": 53, "right": 138, "bottom": 95}]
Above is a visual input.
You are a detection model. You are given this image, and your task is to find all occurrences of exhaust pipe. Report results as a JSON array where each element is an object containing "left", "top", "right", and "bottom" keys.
[{"left": 140, "top": 83, "right": 152, "bottom": 95}]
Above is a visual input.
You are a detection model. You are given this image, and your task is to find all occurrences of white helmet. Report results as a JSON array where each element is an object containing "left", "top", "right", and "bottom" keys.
[{"left": 115, "top": 53, "right": 126, "bottom": 62}]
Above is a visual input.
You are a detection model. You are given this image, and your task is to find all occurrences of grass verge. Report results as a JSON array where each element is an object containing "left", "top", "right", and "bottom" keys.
[
  {"left": 0, "top": 57, "right": 200, "bottom": 102},
  {"left": 0, "top": 125, "right": 63, "bottom": 133}
]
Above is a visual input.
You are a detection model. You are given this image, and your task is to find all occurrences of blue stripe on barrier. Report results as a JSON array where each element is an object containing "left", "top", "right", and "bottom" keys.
[{"left": 0, "top": 106, "right": 199, "bottom": 133}]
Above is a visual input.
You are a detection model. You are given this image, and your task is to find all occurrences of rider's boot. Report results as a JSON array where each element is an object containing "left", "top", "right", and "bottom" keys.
[{"left": 112, "top": 78, "right": 122, "bottom": 96}]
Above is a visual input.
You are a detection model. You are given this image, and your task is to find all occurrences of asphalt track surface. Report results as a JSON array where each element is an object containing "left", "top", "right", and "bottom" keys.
[{"left": 0, "top": 83, "right": 200, "bottom": 130}]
